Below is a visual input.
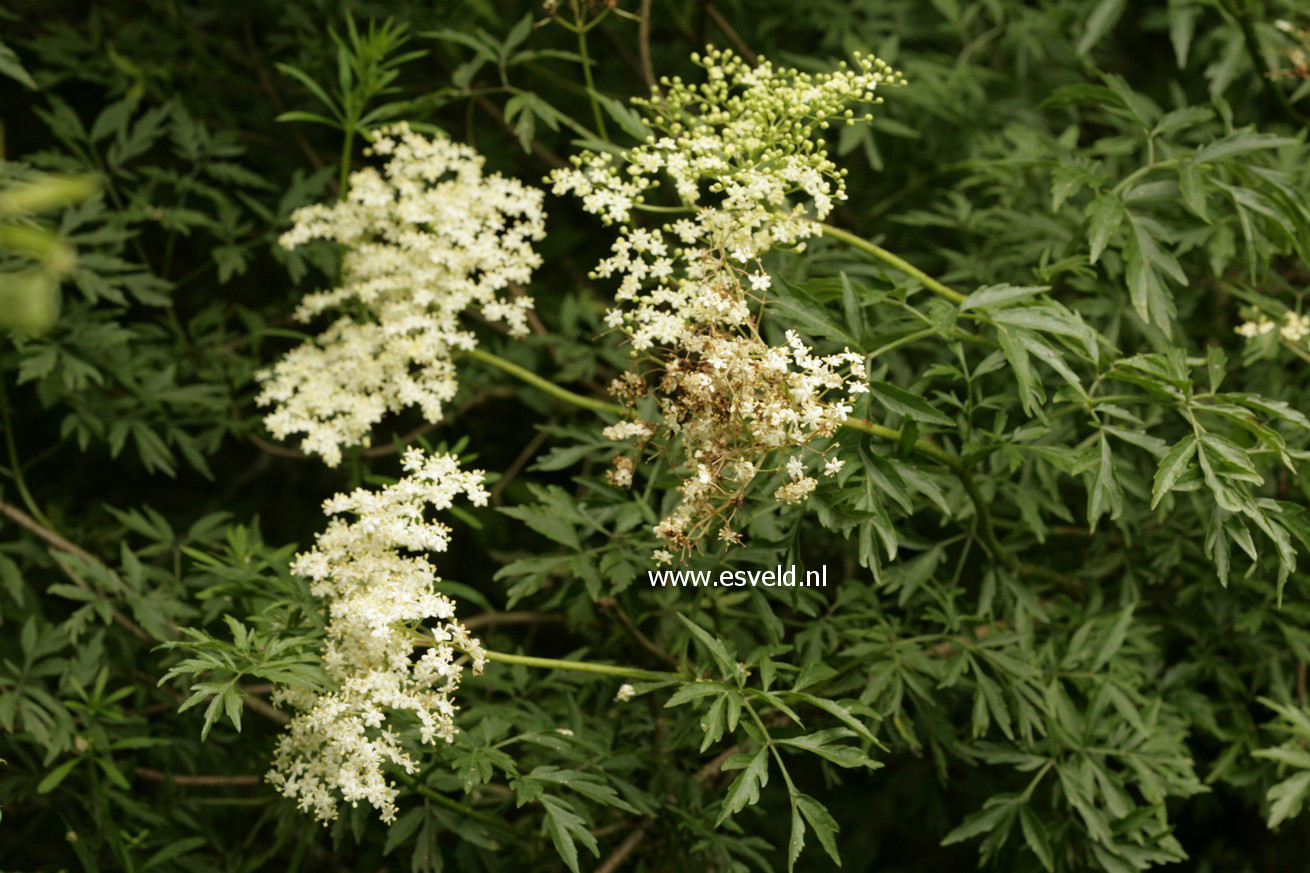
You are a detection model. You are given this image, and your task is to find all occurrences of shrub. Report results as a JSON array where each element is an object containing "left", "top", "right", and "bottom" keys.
[{"left": 3, "top": 2, "right": 1310, "bottom": 871}]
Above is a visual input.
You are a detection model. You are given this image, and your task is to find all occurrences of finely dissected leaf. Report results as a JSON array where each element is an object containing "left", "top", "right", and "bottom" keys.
[
  {"left": 1086, "top": 191, "right": 1126, "bottom": 264},
  {"left": 868, "top": 381, "right": 953, "bottom": 426},
  {"left": 942, "top": 797, "right": 1018, "bottom": 845},
  {"left": 1266, "top": 771, "right": 1310, "bottom": 829},
  {"left": 0, "top": 40, "right": 37, "bottom": 88},
  {"left": 1152, "top": 436, "right": 1197, "bottom": 509},
  {"left": 717, "top": 746, "right": 769, "bottom": 824},
  {"left": 1019, "top": 805, "right": 1055, "bottom": 872},
  {"left": 36, "top": 758, "right": 81, "bottom": 795},
  {"left": 788, "top": 798, "right": 806, "bottom": 871},
  {"left": 960, "top": 284, "right": 1048, "bottom": 311},
  {"left": 1091, "top": 604, "right": 1135, "bottom": 671},
  {"left": 540, "top": 795, "right": 598, "bottom": 873},
  {"left": 1088, "top": 432, "right": 1123, "bottom": 529},
  {"left": 796, "top": 793, "right": 842, "bottom": 866},
  {"left": 676, "top": 614, "right": 741, "bottom": 680},
  {"left": 1076, "top": 0, "right": 1125, "bottom": 56},
  {"left": 7, "top": 5, "right": 1310, "bottom": 872}
]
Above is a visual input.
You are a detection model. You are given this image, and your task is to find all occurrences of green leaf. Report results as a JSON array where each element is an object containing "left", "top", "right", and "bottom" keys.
[
  {"left": 1267, "top": 771, "right": 1310, "bottom": 829},
  {"left": 796, "top": 793, "right": 842, "bottom": 866},
  {"left": 1152, "top": 436, "right": 1197, "bottom": 509},
  {"left": 540, "top": 795, "right": 598, "bottom": 873},
  {"left": 1077, "top": 0, "right": 1126, "bottom": 56},
  {"left": 1086, "top": 192, "right": 1125, "bottom": 265},
  {"left": 1192, "top": 130, "right": 1298, "bottom": 166},
  {"left": 770, "top": 277, "right": 861, "bottom": 348},
  {"left": 717, "top": 746, "right": 769, "bottom": 824},
  {"left": 1178, "top": 162, "right": 1209, "bottom": 222},
  {"left": 788, "top": 798, "right": 806, "bottom": 871},
  {"left": 1088, "top": 432, "right": 1123, "bottom": 529},
  {"left": 676, "top": 614, "right": 740, "bottom": 680},
  {"left": 1168, "top": 0, "right": 1199, "bottom": 67},
  {"left": 0, "top": 40, "right": 36, "bottom": 88},
  {"left": 960, "top": 284, "right": 1048, "bottom": 312},
  {"left": 591, "top": 91, "right": 651, "bottom": 142},
  {"left": 869, "top": 382, "right": 953, "bottom": 426},
  {"left": 1019, "top": 805, "right": 1055, "bottom": 872},
  {"left": 36, "top": 757, "right": 82, "bottom": 795},
  {"left": 1091, "top": 603, "right": 1135, "bottom": 671},
  {"left": 942, "top": 796, "right": 1017, "bottom": 845},
  {"left": 140, "top": 837, "right": 207, "bottom": 871}
]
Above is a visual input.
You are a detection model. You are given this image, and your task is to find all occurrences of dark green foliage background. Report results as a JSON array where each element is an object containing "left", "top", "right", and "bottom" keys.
[{"left": 3, "top": 0, "right": 1310, "bottom": 871}]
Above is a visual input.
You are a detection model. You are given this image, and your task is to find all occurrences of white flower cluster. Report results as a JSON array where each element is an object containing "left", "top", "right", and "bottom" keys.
[
  {"left": 550, "top": 47, "right": 902, "bottom": 351},
  {"left": 267, "top": 449, "right": 489, "bottom": 824},
  {"left": 630, "top": 328, "right": 866, "bottom": 556},
  {"left": 1236, "top": 310, "right": 1310, "bottom": 345},
  {"left": 258, "top": 123, "right": 546, "bottom": 466},
  {"left": 552, "top": 48, "right": 894, "bottom": 558}
]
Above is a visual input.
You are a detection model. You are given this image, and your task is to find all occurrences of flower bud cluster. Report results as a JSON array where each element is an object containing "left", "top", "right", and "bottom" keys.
[
  {"left": 258, "top": 124, "right": 547, "bottom": 466},
  {"left": 267, "top": 449, "right": 489, "bottom": 824},
  {"left": 1236, "top": 309, "right": 1310, "bottom": 345},
  {"left": 553, "top": 49, "right": 894, "bottom": 558}
]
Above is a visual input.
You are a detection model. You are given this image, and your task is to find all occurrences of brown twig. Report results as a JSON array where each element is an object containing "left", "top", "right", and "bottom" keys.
[
  {"left": 598, "top": 598, "right": 678, "bottom": 667},
  {"left": 135, "top": 767, "right": 261, "bottom": 787},
  {"left": 0, "top": 499, "right": 154, "bottom": 642},
  {"left": 246, "top": 430, "right": 307, "bottom": 459},
  {"left": 491, "top": 428, "right": 551, "bottom": 504},
  {"left": 243, "top": 694, "right": 290, "bottom": 725},
  {"left": 0, "top": 498, "right": 93, "bottom": 560},
  {"left": 464, "top": 611, "right": 565, "bottom": 630},
  {"left": 597, "top": 732, "right": 748, "bottom": 871},
  {"left": 473, "top": 94, "right": 569, "bottom": 169},
  {"left": 637, "top": 0, "right": 658, "bottom": 93},
  {"left": 596, "top": 824, "right": 651, "bottom": 873},
  {"left": 239, "top": 0, "right": 329, "bottom": 174},
  {"left": 599, "top": 18, "right": 648, "bottom": 86},
  {"left": 703, "top": 4, "right": 757, "bottom": 66},
  {"left": 510, "top": 283, "right": 550, "bottom": 337}
]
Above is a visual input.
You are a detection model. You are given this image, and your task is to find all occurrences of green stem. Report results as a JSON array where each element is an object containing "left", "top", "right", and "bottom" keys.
[
  {"left": 572, "top": 1, "right": 608, "bottom": 141},
  {"left": 484, "top": 649, "right": 678, "bottom": 682},
  {"left": 1111, "top": 159, "right": 1179, "bottom": 196},
  {"left": 0, "top": 373, "right": 55, "bottom": 532},
  {"left": 339, "top": 126, "right": 355, "bottom": 200},
  {"left": 402, "top": 777, "right": 523, "bottom": 836},
  {"left": 463, "top": 346, "right": 629, "bottom": 417},
  {"left": 867, "top": 327, "right": 939, "bottom": 361},
  {"left": 817, "top": 222, "right": 967, "bottom": 304},
  {"left": 841, "top": 417, "right": 958, "bottom": 469}
]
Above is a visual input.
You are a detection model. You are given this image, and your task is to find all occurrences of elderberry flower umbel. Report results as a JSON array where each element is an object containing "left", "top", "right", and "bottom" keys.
[
  {"left": 551, "top": 48, "right": 899, "bottom": 559},
  {"left": 267, "top": 449, "right": 488, "bottom": 824},
  {"left": 258, "top": 124, "right": 546, "bottom": 466},
  {"left": 1236, "top": 309, "right": 1310, "bottom": 345}
]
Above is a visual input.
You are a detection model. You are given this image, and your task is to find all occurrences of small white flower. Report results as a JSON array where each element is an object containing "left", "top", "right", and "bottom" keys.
[
  {"left": 260, "top": 124, "right": 547, "bottom": 466},
  {"left": 551, "top": 48, "right": 896, "bottom": 555},
  {"left": 1281, "top": 312, "right": 1310, "bottom": 343},
  {"left": 615, "top": 684, "right": 636, "bottom": 702},
  {"left": 824, "top": 457, "right": 845, "bottom": 477},
  {"left": 267, "top": 451, "right": 488, "bottom": 825},
  {"left": 1236, "top": 316, "right": 1277, "bottom": 338}
]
